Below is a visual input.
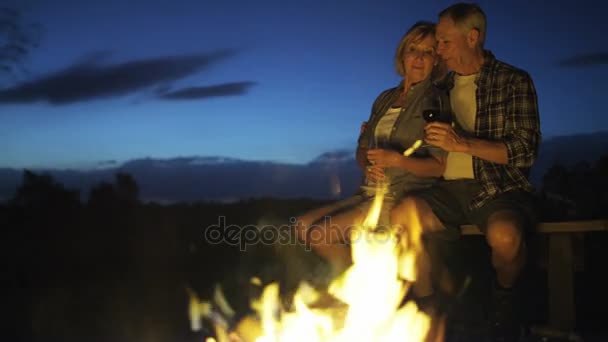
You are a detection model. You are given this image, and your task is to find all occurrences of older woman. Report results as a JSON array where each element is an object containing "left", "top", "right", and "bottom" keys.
[{"left": 295, "top": 21, "right": 448, "bottom": 278}]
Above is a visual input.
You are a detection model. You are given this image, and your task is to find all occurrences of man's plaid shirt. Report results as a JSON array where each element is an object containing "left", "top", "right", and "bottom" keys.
[{"left": 444, "top": 51, "right": 541, "bottom": 209}]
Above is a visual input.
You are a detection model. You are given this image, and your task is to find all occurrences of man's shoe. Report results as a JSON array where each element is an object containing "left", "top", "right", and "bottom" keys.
[{"left": 488, "top": 284, "right": 523, "bottom": 341}]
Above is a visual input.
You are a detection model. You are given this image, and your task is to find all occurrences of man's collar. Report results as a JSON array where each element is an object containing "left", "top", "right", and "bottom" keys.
[
  {"left": 442, "top": 50, "right": 496, "bottom": 89},
  {"left": 476, "top": 50, "right": 496, "bottom": 84}
]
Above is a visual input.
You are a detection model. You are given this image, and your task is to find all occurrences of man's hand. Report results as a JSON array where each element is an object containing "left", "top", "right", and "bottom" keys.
[
  {"left": 366, "top": 149, "right": 403, "bottom": 168},
  {"left": 425, "top": 122, "right": 510, "bottom": 164},
  {"left": 424, "top": 122, "right": 468, "bottom": 153}
]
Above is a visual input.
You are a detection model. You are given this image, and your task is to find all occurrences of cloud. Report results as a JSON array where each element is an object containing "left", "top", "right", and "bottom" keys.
[
  {"left": 309, "top": 150, "right": 354, "bottom": 165},
  {"left": 0, "top": 49, "right": 250, "bottom": 104},
  {"left": 97, "top": 160, "right": 118, "bottom": 166},
  {"left": 157, "top": 81, "right": 256, "bottom": 100},
  {"left": 558, "top": 52, "right": 608, "bottom": 67},
  {"left": 0, "top": 7, "right": 42, "bottom": 78}
]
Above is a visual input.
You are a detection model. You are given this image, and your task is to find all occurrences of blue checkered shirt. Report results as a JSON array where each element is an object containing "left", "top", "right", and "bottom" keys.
[{"left": 444, "top": 51, "right": 541, "bottom": 209}]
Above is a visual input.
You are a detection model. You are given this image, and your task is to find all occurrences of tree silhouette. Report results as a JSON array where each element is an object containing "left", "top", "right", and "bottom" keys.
[
  {"left": 540, "top": 155, "right": 608, "bottom": 220},
  {"left": 540, "top": 164, "right": 574, "bottom": 219},
  {"left": 12, "top": 170, "right": 80, "bottom": 209},
  {"left": 595, "top": 155, "right": 608, "bottom": 213},
  {"left": 115, "top": 172, "right": 139, "bottom": 206},
  {"left": 88, "top": 181, "right": 116, "bottom": 208},
  {"left": 569, "top": 161, "right": 595, "bottom": 218},
  {"left": 88, "top": 172, "right": 139, "bottom": 209}
]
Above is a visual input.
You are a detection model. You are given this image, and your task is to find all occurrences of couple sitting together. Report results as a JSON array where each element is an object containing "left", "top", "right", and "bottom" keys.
[{"left": 295, "top": 3, "right": 540, "bottom": 340}]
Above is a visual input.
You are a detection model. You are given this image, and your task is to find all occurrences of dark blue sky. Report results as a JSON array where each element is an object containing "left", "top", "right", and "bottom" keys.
[{"left": 1, "top": 0, "right": 606, "bottom": 169}]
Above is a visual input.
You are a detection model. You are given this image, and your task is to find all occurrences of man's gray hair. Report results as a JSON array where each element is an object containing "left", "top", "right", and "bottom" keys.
[{"left": 439, "top": 3, "right": 487, "bottom": 48}]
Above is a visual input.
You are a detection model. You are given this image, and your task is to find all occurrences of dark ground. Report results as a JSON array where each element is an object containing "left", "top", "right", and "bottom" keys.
[
  {"left": 431, "top": 233, "right": 608, "bottom": 342},
  {"left": 6, "top": 214, "right": 608, "bottom": 342}
]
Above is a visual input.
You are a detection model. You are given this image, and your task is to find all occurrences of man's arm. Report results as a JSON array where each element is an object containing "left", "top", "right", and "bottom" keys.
[
  {"left": 501, "top": 72, "right": 541, "bottom": 168},
  {"left": 425, "top": 73, "right": 540, "bottom": 167},
  {"left": 424, "top": 123, "right": 509, "bottom": 164},
  {"left": 457, "top": 137, "right": 508, "bottom": 164}
]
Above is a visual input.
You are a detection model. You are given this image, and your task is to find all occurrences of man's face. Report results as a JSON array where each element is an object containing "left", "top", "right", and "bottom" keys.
[{"left": 435, "top": 17, "right": 471, "bottom": 73}]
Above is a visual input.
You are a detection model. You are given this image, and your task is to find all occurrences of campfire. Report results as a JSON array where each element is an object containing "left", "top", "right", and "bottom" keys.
[{"left": 190, "top": 180, "right": 439, "bottom": 341}]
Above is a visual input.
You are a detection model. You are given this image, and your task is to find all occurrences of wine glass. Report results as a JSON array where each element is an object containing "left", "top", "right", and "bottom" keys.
[
  {"left": 422, "top": 88, "right": 451, "bottom": 124},
  {"left": 364, "top": 135, "right": 391, "bottom": 196}
]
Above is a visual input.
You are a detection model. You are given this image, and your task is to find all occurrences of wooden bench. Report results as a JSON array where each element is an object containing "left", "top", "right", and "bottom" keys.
[{"left": 460, "top": 219, "right": 608, "bottom": 332}]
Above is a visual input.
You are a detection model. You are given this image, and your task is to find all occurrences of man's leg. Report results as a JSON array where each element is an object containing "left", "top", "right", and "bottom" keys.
[
  {"left": 473, "top": 191, "right": 535, "bottom": 289},
  {"left": 485, "top": 210, "right": 526, "bottom": 288},
  {"left": 390, "top": 195, "right": 450, "bottom": 298},
  {"left": 472, "top": 191, "right": 536, "bottom": 340},
  {"left": 484, "top": 211, "right": 527, "bottom": 341},
  {"left": 391, "top": 192, "right": 464, "bottom": 342}
]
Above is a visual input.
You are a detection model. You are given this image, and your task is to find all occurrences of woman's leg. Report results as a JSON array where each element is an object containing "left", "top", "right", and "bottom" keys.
[
  {"left": 294, "top": 195, "right": 363, "bottom": 241},
  {"left": 310, "top": 207, "right": 365, "bottom": 274},
  {"left": 295, "top": 196, "right": 366, "bottom": 275}
]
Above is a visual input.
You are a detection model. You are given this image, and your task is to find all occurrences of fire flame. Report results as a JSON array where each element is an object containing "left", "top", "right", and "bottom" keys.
[
  {"left": 191, "top": 179, "right": 433, "bottom": 341},
  {"left": 255, "top": 182, "right": 430, "bottom": 341}
]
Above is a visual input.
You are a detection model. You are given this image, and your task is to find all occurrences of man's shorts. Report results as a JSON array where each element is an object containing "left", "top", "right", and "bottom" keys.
[{"left": 413, "top": 179, "right": 538, "bottom": 239}]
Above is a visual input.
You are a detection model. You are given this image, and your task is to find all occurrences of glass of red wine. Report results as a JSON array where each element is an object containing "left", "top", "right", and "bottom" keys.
[{"left": 422, "top": 90, "right": 451, "bottom": 124}]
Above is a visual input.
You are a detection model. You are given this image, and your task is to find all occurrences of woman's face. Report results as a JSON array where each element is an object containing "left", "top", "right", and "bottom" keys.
[{"left": 403, "top": 35, "right": 437, "bottom": 84}]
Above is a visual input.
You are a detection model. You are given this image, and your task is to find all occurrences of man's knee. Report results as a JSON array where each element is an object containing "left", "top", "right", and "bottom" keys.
[{"left": 486, "top": 211, "right": 523, "bottom": 258}]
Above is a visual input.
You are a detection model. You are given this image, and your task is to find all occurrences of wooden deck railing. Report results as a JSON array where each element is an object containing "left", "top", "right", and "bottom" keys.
[{"left": 460, "top": 219, "right": 608, "bottom": 331}]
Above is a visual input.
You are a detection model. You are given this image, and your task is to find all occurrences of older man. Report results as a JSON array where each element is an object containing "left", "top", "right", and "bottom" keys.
[{"left": 391, "top": 2, "right": 540, "bottom": 339}]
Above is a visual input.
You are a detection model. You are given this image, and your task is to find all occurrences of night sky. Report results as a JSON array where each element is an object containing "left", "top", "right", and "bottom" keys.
[{"left": 1, "top": 0, "right": 607, "bottom": 169}]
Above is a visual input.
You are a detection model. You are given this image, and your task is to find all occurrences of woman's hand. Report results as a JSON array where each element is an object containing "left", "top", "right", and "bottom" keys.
[
  {"left": 366, "top": 149, "right": 403, "bottom": 168},
  {"left": 364, "top": 164, "right": 385, "bottom": 182}
]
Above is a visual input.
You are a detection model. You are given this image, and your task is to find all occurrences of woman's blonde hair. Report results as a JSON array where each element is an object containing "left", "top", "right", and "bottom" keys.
[{"left": 394, "top": 21, "right": 446, "bottom": 81}]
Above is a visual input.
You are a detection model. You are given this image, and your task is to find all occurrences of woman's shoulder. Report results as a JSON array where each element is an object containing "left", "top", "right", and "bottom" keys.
[
  {"left": 372, "top": 85, "right": 401, "bottom": 105},
  {"left": 378, "top": 85, "right": 400, "bottom": 97}
]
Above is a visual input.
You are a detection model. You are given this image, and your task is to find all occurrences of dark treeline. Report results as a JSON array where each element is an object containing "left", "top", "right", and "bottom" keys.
[
  {"left": 539, "top": 155, "right": 608, "bottom": 220},
  {"left": 4, "top": 170, "right": 327, "bottom": 341},
  {"left": 4, "top": 155, "right": 608, "bottom": 341}
]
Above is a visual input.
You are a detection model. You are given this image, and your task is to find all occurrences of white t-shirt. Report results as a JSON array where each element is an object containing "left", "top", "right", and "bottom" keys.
[
  {"left": 443, "top": 73, "right": 478, "bottom": 180},
  {"left": 374, "top": 107, "right": 401, "bottom": 145}
]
